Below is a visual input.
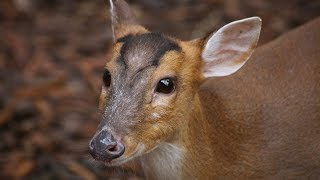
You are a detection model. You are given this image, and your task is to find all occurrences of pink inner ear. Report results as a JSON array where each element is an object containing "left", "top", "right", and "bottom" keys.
[{"left": 202, "top": 17, "right": 262, "bottom": 77}]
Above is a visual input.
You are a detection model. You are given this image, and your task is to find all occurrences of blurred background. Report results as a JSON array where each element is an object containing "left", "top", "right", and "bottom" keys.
[{"left": 0, "top": 0, "right": 319, "bottom": 179}]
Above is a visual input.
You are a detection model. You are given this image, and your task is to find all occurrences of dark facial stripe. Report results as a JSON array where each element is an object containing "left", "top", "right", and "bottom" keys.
[
  {"left": 116, "top": 33, "right": 181, "bottom": 68},
  {"left": 151, "top": 34, "right": 181, "bottom": 66},
  {"left": 117, "top": 34, "right": 133, "bottom": 43},
  {"left": 116, "top": 35, "right": 132, "bottom": 69},
  {"left": 118, "top": 41, "right": 129, "bottom": 69}
]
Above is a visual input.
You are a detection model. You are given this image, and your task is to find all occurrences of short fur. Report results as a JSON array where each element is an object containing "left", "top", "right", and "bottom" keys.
[{"left": 90, "top": 0, "right": 320, "bottom": 179}]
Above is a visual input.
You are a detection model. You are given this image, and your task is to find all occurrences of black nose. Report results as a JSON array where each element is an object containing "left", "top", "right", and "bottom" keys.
[{"left": 89, "top": 130, "right": 125, "bottom": 162}]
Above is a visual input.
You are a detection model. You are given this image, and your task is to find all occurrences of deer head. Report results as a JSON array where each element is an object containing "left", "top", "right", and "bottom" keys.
[{"left": 89, "top": 0, "right": 261, "bottom": 166}]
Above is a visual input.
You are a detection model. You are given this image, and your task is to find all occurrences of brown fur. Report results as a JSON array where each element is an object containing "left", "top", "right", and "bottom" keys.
[
  {"left": 92, "top": 0, "right": 320, "bottom": 179},
  {"left": 191, "top": 17, "right": 320, "bottom": 179}
]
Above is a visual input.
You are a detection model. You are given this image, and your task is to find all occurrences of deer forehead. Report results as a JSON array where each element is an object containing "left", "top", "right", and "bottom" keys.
[{"left": 110, "top": 33, "right": 181, "bottom": 74}]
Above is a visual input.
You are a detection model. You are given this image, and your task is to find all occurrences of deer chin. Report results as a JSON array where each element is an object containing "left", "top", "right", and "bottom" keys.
[{"left": 104, "top": 143, "right": 145, "bottom": 166}]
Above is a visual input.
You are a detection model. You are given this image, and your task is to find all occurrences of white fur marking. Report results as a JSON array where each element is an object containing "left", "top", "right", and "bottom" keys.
[
  {"left": 140, "top": 143, "right": 185, "bottom": 180},
  {"left": 151, "top": 113, "right": 161, "bottom": 119}
]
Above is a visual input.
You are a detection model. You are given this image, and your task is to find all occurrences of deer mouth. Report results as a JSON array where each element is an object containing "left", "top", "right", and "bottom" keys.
[{"left": 104, "top": 143, "right": 145, "bottom": 166}]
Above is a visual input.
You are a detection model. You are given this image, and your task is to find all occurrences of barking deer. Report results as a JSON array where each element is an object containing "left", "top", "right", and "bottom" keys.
[{"left": 89, "top": 0, "right": 320, "bottom": 179}]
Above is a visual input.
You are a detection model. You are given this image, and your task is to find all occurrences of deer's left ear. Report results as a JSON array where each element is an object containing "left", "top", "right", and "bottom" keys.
[
  {"left": 109, "top": 0, "right": 147, "bottom": 42},
  {"left": 201, "top": 17, "right": 262, "bottom": 78}
]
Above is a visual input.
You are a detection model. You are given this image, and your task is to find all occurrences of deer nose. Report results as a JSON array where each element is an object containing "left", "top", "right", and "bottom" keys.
[{"left": 89, "top": 130, "right": 125, "bottom": 162}]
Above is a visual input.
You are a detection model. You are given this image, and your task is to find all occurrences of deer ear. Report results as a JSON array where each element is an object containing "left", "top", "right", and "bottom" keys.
[
  {"left": 201, "top": 17, "right": 262, "bottom": 77},
  {"left": 110, "top": 0, "right": 145, "bottom": 42}
]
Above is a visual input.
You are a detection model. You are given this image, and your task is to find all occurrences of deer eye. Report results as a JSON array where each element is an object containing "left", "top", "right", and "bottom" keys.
[
  {"left": 103, "top": 70, "right": 111, "bottom": 87},
  {"left": 155, "top": 77, "right": 176, "bottom": 94}
]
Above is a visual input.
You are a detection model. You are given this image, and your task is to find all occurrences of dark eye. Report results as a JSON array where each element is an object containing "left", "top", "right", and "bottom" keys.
[
  {"left": 155, "top": 78, "right": 176, "bottom": 94},
  {"left": 103, "top": 70, "right": 111, "bottom": 87}
]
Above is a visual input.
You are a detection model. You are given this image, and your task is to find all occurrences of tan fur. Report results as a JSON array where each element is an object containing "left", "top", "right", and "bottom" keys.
[
  {"left": 93, "top": 0, "right": 320, "bottom": 179},
  {"left": 180, "top": 18, "right": 320, "bottom": 179},
  {"left": 114, "top": 24, "right": 149, "bottom": 40}
]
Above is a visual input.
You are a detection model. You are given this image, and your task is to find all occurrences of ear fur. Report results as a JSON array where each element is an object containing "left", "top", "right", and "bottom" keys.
[
  {"left": 109, "top": 0, "right": 147, "bottom": 41},
  {"left": 201, "top": 17, "right": 262, "bottom": 77}
]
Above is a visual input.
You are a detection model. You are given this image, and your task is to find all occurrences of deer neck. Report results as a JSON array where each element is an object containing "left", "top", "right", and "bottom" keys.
[{"left": 139, "top": 93, "right": 210, "bottom": 179}]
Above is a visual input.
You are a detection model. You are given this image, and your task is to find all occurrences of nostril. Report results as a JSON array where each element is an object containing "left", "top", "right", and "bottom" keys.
[
  {"left": 106, "top": 142, "right": 125, "bottom": 158},
  {"left": 108, "top": 146, "right": 117, "bottom": 152},
  {"left": 105, "top": 141, "right": 117, "bottom": 152}
]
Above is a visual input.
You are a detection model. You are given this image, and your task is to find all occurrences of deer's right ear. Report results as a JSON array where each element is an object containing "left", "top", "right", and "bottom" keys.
[
  {"left": 201, "top": 17, "right": 262, "bottom": 78},
  {"left": 110, "top": 0, "right": 147, "bottom": 42}
]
